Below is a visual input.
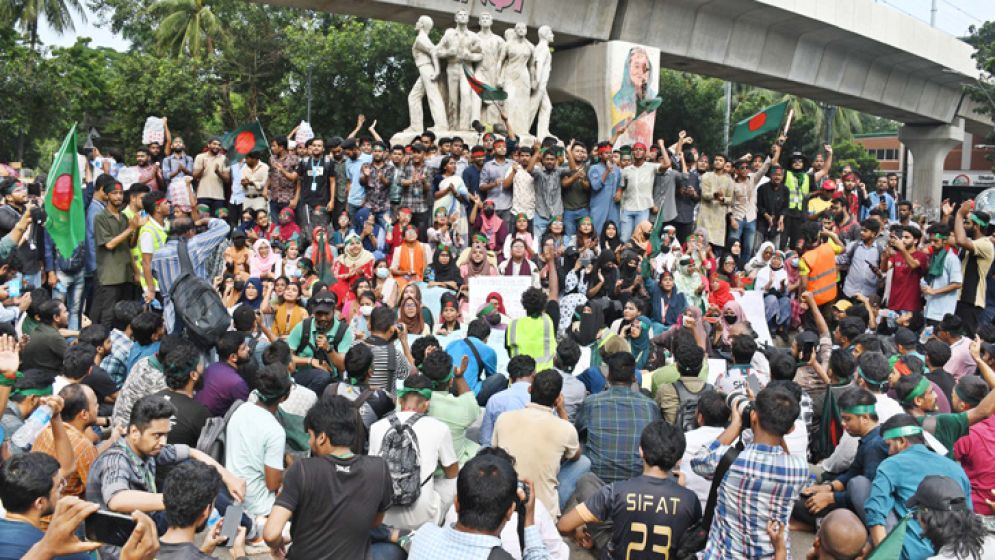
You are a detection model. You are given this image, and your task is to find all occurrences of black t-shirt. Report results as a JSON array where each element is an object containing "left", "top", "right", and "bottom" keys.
[
  {"left": 83, "top": 366, "right": 117, "bottom": 405},
  {"left": 155, "top": 390, "right": 210, "bottom": 447},
  {"left": 927, "top": 367, "right": 956, "bottom": 406},
  {"left": 157, "top": 542, "right": 212, "bottom": 559},
  {"left": 296, "top": 157, "right": 335, "bottom": 206},
  {"left": 274, "top": 454, "right": 392, "bottom": 560},
  {"left": 583, "top": 475, "right": 702, "bottom": 560}
]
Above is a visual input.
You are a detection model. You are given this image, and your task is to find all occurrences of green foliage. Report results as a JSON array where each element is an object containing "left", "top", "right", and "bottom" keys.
[
  {"left": 829, "top": 139, "right": 879, "bottom": 181},
  {"left": 965, "top": 22, "right": 995, "bottom": 163},
  {"left": 550, "top": 101, "right": 598, "bottom": 147},
  {"left": 150, "top": 0, "right": 227, "bottom": 59},
  {"left": 653, "top": 70, "right": 725, "bottom": 155},
  {"left": 2, "top": 0, "right": 86, "bottom": 48}
]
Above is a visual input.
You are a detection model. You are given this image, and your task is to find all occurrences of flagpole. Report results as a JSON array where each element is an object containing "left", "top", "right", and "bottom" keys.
[
  {"left": 781, "top": 109, "right": 795, "bottom": 138},
  {"left": 256, "top": 118, "right": 272, "bottom": 158}
]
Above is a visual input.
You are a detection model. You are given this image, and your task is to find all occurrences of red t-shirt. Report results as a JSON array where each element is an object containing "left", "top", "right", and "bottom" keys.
[{"left": 888, "top": 250, "right": 928, "bottom": 311}]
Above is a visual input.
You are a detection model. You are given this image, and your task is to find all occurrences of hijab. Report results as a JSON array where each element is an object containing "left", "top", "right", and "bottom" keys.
[
  {"left": 338, "top": 232, "right": 374, "bottom": 270},
  {"left": 249, "top": 239, "right": 280, "bottom": 278},
  {"left": 719, "top": 300, "right": 747, "bottom": 347},
  {"left": 461, "top": 246, "right": 496, "bottom": 278},
  {"left": 746, "top": 241, "right": 776, "bottom": 273},
  {"left": 709, "top": 273, "right": 734, "bottom": 310},
  {"left": 478, "top": 206, "right": 504, "bottom": 250},
  {"left": 571, "top": 304, "right": 605, "bottom": 346},
  {"left": 352, "top": 207, "right": 382, "bottom": 252},
  {"left": 276, "top": 208, "right": 302, "bottom": 243},
  {"left": 627, "top": 317, "right": 652, "bottom": 370},
  {"left": 431, "top": 245, "right": 460, "bottom": 284},
  {"left": 601, "top": 220, "right": 621, "bottom": 254},
  {"left": 398, "top": 294, "right": 426, "bottom": 334},
  {"left": 239, "top": 278, "right": 263, "bottom": 310}
]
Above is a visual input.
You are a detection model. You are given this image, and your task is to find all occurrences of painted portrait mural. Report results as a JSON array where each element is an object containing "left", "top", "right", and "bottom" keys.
[{"left": 609, "top": 44, "right": 662, "bottom": 148}]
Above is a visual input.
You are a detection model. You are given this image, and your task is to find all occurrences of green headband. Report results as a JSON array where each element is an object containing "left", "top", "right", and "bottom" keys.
[
  {"left": 970, "top": 213, "right": 989, "bottom": 228},
  {"left": 932, "top": 233, "right": 948, "bottom": 240},
  {"left": 955, "top": 384, "right": 982, "bottom": 407},
  {"left": 882, "top": 425, "right": 923, "bottom": 440},
  {"left": 397, "top": 387, "right": 432, "bottom": 400},
  {"left": 254, "top": 387, "right": 290, "bottom": 402},
  {"left": 857, "top": 367, "right": 885, "bottom": 387},
  {"left": 842, "top": 404, "right": 877, "bottom": 416},
  {"left": 430, "top": 372, "right": 454, "bottom": 391},
  {"left": 902, "top": 377, "right": 931, "bottom": 405},
  {"left": 13, "top": 386, "right": 53, "bottom": 397}
]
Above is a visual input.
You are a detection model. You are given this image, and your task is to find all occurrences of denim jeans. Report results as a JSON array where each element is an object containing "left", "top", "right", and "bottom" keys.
[
  {"left": 557, "top": 454, "right": 592, "bottom": 512},
  {"left": 620, "top": 209, "right": 649, "bottom": 242},
  {"left": 764, "top": 293, "right": 792, "bottom": 330},
  {"left": 533, "top": 214, "right": 552, "bottom": 240},
  {"left": 53, "top": 270, "right": 86, "bottom": 331},
  {"left": 563, "top": 208, "right": 590, "bottom": 239},
  {"left": 729, "top": 218, "right": 757, "bottom": 267}
]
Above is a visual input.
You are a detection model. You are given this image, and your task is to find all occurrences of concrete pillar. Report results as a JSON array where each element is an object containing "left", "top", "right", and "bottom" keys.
[{"left": 898, "top": 119, "right": 964, "bottom": 209}]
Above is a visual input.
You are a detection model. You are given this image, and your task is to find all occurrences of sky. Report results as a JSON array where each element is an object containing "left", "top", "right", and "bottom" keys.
[{"left": 37, "top": 0, "right": 995, "bottom": 52}]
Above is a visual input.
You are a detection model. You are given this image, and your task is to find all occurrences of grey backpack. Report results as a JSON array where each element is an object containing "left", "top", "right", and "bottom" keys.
[
  {"left": 380, "top": 413, "right": 432, "bottom": 507},
  {"left": 674, "top": 380, "right": 713, "bottom": 432}
]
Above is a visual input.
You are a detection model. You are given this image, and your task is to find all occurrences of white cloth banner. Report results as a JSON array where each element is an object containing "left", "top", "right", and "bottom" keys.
[
  {"left": 294, "top": 121, "right": 314, "bottom": 145},
  {"left": 142, "top": 117, "right": 164, "bottom": 145},
  {"left": 732, "top": 290, "right": 773, "bottom": 347},
  {"left": 468, "top": 276, "right": 532, "bottom": 320}
]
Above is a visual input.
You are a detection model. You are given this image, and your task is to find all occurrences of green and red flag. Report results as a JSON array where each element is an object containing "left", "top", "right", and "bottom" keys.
[
  {"left": 730, "top": 100, "right": 788, "bottom": 146},
  {"left": 221, "top": 121, "right": 268, "bottom": 163},
  {"left": 44, "top": 124, "right": 86, "bottom": 258},
  {"left": 463, "top": 65, "right": 508, "bottom": 102}
]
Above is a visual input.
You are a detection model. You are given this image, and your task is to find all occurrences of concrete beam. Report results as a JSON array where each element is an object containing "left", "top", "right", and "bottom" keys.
[{"left": 899, "top": 119, "right": 964, "bottom": 208}]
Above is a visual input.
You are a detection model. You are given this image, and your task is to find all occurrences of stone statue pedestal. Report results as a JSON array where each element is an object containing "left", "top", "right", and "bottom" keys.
[{"left": 389, "top": 129, "right": 540, "bottom": 148}]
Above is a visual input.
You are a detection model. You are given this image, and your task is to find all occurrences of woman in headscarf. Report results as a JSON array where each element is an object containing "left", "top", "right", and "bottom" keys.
[
  {"left": 614, "top": 248, "right": 647, "bottom": 306},
  {"left": 273, "top": 207, "right": 302, "bottom": 248},
  {"left": 600, "top": 220, "right": 622, "bottom": 255},
  {"left": 745, "top": 241, "right": 776, "bottom": 278},
  {"left": 398, "top": 294, "right": 430, "bottom": 336},
  {"left": 708, "top": 272, "right": 734, "bottom": 311},
  {"left": 558, "top": 254, "right": 594, "bottom": 336},
  {"left": 331, "top": 232, "right": 374, "bottom": 308},
  {"left": 754, "top": 249, "right": 792, "bottom": 338},
  {"left": 436, "top": 292, "right": 462, "bottom": 336},
  {"left": 470, "top": 198, "right": 508, "bottom": 254},
  {"left": 306, "top": 226, "right": 336, "bottom": 285},
  {"left": 249, "top": 238, "right": 281, "bottom": 280},
  {"left": 570, "top": 303, "right": 605, "bottom": 347},
  {"left": 399, "top": 283, "right": 436, "bottom": 332},
  {"left": 237, "top": 277, "right": 264, "bottom": 312},
  {"left": 625, "top": 220, "right": 653, "bottom": 257},
  {"left": 648, "top": 269, "right": 688, "bottom": 328},
  {"left": 625, "top": 317, "right": 652, "bottom": 370},
  {"left": 390, "top": 224, "right": 428, "bottom": 292},
  {"left": 426, "top": 245, "right": 461, "bottom": 291},
  {"left": 503, "top": 213, "right": 537, "bottom": 262},
  {"left": 714, "top": 299, "right": 747, "bottom": 350},
  {"left": 673, "top": 254, "right": 706, "bottom": 313},
  {"left": 459, "top": 243, "right": 497, "bottom": 286},
  {"left": 352, "top": 207, "right": 386, "bottom": 258}
]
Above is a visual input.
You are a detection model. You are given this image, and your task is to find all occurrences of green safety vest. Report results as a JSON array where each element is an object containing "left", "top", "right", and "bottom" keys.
[
  {"left": 507, "top": 315, "right": 557, "bottom": 372},
  {"left": 785, "top": 171, "right": 810, "bottom": 212},
  {"left": 132, "top": 220, "right": 168, "bottom": 290}
]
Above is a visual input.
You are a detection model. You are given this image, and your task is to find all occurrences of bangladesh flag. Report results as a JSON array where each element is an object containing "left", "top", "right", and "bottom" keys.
[
  {"left": 866, "top": 514, "right": 911, "bottom": 560},
  {"left": 44, "top": 124, "right": 85, "bottom": 259},
  {"left": 221, "top": 121, "right": 268, "bottom": 163},
  {"left": 730, "top": 100, "right": 788, "bottom": 146},
  {"left": 464, "top": 65, "right": 508, "bottom": 102}
]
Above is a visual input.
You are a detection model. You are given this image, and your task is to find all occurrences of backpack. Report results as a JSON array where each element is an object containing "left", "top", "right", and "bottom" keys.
[
  {"left": 673, "top": 379, "right": 714, "bottom": 433},
  {"left": 195, "top": 400, "right": 245, "bottom": 463},
  {"left": 294, "top": 317, "right": 348, "bottom": 365},
  {"left": 322, "top": 382, "right": 375, "bottom": 454},
  {"left": 169, "top": 239, "right": 231, "bottom": 349},
  {"left": 379, "top": 412, "right": 432, "bottom": 507}
]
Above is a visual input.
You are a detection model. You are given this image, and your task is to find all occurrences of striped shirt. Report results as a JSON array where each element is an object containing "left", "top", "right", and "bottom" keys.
[
  {"left": 691, "top": 440, "right": 808, "bottom": 559},
  {"left": 150, "top": 218, "right": 231, "bottom": 330}
]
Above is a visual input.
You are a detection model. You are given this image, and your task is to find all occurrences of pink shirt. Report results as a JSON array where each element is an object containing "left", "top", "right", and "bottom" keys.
[
  {"left": 955, "top": 415, "right": 995, "bottom": 515},
  {"left": 946, "top": 337, "right": 975, "bottom": 381}
]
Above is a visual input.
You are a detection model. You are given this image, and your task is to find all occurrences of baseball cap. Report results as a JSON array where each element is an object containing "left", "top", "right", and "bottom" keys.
[
  {"left": 905, "top": 475, "right": 969, "bottom": 511},
  {"left": 310, "top": 289, "right": 336, "bottom": 314},
  {"left": 894, "top": 327, "right": 918, "bottom": 347},
  {"left": 833, "top": 299, "right": 853, "bottom": 312},
  {"left": 821, "top": 180, "right": 837, "bottom": 191}
]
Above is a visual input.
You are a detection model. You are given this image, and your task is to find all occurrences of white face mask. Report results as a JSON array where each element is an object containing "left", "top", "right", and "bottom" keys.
[
  {"left": 376, "top": 268, "right": 390, "bottom": 279},
  {"left": 359, "top": 304, "right": 374, "bottom": 317}
]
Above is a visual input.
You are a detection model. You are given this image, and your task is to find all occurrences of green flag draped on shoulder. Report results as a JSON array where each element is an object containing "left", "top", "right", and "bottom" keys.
[
  {"left": 44, "top": 124, "right": 85, "bottom": 258},
  {"left": 866, "top": 514, "right": 912, "bottom": 560},
  {"left": 730, "top": 100, "right": 788, "bottom": 146},
  {"left": 221, "top": 121, "right": 268, "bottom": 164}
]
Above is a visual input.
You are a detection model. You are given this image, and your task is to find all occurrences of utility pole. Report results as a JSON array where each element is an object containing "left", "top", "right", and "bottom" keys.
[
  {"left": 723, "top": 81, "right": 732, "bottom": 154},
  {"left": 930, "top": 0, "right": 937, "bottom": 26},
  {"left": 306, "top": 65, "right": 313, "bottom": 123}
]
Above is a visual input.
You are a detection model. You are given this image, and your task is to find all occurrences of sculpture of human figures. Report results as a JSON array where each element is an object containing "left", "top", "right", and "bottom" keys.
[
  {"left": 501, "top": 23, "right": 534, "bottom": 135},
  {"left": 406, "top": 16, "right": 448, "bottom": 132},
  {"left": 435, "top": 10, "right": 482, "bottom": 131},
  {"left": 529, "top": 25, "right": 554, "bottom": 139},
  {"left": 475, "top": 13, "right": 506, "bottom": 126}
]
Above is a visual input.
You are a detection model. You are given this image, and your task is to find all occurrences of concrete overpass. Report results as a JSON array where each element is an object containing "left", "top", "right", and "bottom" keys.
[{"left": 257, "top": 0, "right": 992, "bottom": 205}]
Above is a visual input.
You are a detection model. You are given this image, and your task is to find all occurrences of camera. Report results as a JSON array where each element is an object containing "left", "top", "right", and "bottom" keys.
[
  {"left": 725, "top": 392, "right": 754, "bottom": 430},
  {"left": 516, "top": 480, "right": 530, "bottom": 507}
]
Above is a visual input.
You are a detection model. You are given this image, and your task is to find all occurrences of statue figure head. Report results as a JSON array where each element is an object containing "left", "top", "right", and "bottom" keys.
[
  {"left": 515, "top": 22, "right": 528, "bottom": 37},
  {"left": 479, "top": 13, "right": 493, "bottom": 29},
  {"left": 538, "top": 25, "right": 554, "bottom": 42},
  {"left": 416, "top": 15, "right": 433, "bottom": 33},
  {"left": 455, "top": 10, "right": 469, "bottom": 25}
]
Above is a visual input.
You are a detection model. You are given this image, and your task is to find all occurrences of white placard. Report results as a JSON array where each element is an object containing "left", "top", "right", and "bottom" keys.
[
  {"left": 706, "top": 358, "right": 727, "bottom": 386},
  {"left": 468, "top": 276, "right": 532, "bottom": 320},
  {"left": 141, "top": 116, "right": 164, "bottom": 145},
  {"left": 732, "top": 290, "right": 773, "bottom": 347}
]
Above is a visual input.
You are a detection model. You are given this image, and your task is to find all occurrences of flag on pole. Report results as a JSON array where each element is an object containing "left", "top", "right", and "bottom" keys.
[
  {"left": 221, "top": 121, "right": 268, "bottom": 163},
  {"left": 463, "top": 65, "right": 508, "bottom": 102},
  {"left": 44, "top": 124, "right": 86, "bottom": 258},
  {"left": 730, "top": 100, "right": 789, "bottom": 146}
]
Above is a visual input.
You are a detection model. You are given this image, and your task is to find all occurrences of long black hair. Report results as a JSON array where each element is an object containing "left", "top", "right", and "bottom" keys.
[{"left": 918, "top": 508, "right": 987, "bottom": 560}]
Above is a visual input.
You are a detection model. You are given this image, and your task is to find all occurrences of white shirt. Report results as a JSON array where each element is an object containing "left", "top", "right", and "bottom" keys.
[
  {"left": 680, "top": 426, "right": 725, "bottom": 506},
  {"left": 369, "top": 411, "right": 458, "bottom": 531}
]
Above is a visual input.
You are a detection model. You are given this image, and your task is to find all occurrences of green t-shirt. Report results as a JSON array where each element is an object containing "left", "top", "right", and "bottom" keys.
[
  {"left": 918, "top": 412, "right": 968, "bottom": 459},
  {"left": 429, "top": 391, "right": 481, "bottom": 466},
  {"left": 286, "top": 317, "right": 354, "bottom": 361},
  {"left": 650, "top": 361, "right": 709, "bottom": 395}
]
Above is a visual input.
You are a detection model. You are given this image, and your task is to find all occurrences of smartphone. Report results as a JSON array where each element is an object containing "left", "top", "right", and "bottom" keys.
[
  {"left": 6, "top": 277, "right": 20, "bottom": 298},
  {"left": 747, "top": 373, "right": 763, "bottom": 396},
  {"left": 220, "top": 503, "right": 243, "bottom": 547},
  {"left": 85, "top": 510, "right": 137, "bottom": 547}
]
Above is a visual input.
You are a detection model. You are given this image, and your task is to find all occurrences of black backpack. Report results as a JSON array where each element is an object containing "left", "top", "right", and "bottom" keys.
[
  {"left": 294, "top": 317, "right": 349, "bottom": 366},
  {"left": 673, "top": 380, "right": 714, "bottom": 432},
  {"left": 196, "top": 400, "right": 245, "bottom": 463},
  {"left": 169, "top": 239, "right": 231, "bottom": 348}
]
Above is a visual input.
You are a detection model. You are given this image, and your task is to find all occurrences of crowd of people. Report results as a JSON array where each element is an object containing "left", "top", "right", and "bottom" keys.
[{"left": 0, "top": 111, "right": 994, "bottom": 560}]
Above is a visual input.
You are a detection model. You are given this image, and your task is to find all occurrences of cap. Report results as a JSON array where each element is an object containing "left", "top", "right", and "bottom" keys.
[
  {"left": 905, "top": 475, "right": 969, "bottom": 511},
  {"left": 310, "top": 289, "right": 336, "bottom": 314},
  {"left": 232, "top": 229, "right": 247, "bottom": 240},
  {"left": 833, "top": 299, "right": 853, "bottom": 312},
  {"left": 894, "top": 327, "right": 918, "bottom": 347},
  {"left": 821, "top": 180, "right": 837, "bottom": 191}
]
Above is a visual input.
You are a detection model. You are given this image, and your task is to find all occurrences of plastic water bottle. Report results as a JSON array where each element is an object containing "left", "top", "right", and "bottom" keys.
[{"left": 11, "top": 405, "right": 53, "bottom": 449}]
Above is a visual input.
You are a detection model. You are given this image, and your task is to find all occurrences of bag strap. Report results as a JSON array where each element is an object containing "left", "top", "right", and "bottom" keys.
[
  {"left": 701, "top": 444, "right": 742, "bottom": 532},
  {"left": 353, "top": 389, "right": 374, "bottom": 409},
  {"left": 295, "top": 318, "right": 313, "bottom": 356},
  {"left": 465, "top": 338, "right": 486, "bottom": 381},
  {"left": 177, "top": 238, "right": 194, "bottom": 275},
  {"left": 330, "top": 319, "right": 349, "bottom": 351}
]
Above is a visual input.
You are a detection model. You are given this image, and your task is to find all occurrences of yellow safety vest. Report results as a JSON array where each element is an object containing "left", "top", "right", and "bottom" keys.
[
  {"left": 507, "top": 314, "right": 557, "bottom": 372},
  {"left": 132, "top": 220, "right": 168, "bottom": 290},
  {"left": 785, "top": 171, "right": 810, "bottom": 212}
]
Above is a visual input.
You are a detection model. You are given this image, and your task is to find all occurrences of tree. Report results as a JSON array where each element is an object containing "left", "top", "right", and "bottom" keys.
[
  {"left": 149, "top": 0, "right": 227, "bottom": 59},
  {"left": 653, "top": 70, "right": 726, "bottom": 156},
  {"left": 829, "top": 139, "right": 879, "bottom": 181},
  {"left": 0, "top": 28, "right": 68, "bottom": 162},
  {"left": 966, "top": 21, "right": 995, "bottom": 167},
  {"left": 2, "top": 0, "right": 86, "bottom": 49},
  {"left": 549, "top": 101, "right": 597, "bottom": 147}
]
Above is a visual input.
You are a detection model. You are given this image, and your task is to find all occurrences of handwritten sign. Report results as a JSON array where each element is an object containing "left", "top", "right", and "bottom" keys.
[
  {"left": 731, "top": 290, "right": 773, "bottom": 347},
  {"left": 468, "top": 275, "right": 532, "bottom": 320}
]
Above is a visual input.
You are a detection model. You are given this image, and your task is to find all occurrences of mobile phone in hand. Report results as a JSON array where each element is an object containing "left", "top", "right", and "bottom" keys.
[
  {"left": 85, "top": 510, "right": 137, "bottom": 547},
  {"left": 220, "top": 503, "right": 243, "bottom": 547}
]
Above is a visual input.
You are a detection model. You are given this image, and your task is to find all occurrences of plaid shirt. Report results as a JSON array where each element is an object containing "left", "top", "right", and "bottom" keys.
[
  {"left": 574, "top": 386, "right": 660, "bottom": 483},
  {"left": 691, "top": 440, "right": 808, "bottom": 559},
  {"left": 362, "top": 162, "right": 395, "bottom": 213},
  {"left": 102, "top": 328, "right": 133, "bottom": 388},
  {"left": 408, "top": 523, "right": 549, "bottom": 560},
  {"left": 398, "top": 163, "right": 433, "bottom": 213}
]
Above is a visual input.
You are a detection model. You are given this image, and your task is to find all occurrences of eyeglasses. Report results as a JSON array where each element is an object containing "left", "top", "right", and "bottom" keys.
[{"left": 312, "top": 297, "right": 335, "bottom": 307}]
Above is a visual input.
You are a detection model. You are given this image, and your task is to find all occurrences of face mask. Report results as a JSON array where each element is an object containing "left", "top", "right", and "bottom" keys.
[
  {"left": 359, "top": 304, "right": 374, "bottom": 317},
  {"left": 376, "top": 268, "right": 389, "bottom": 279},
  {"left": 724, "top": 315, "right": 737, "bottom": 325},
  {"left": 483, "top": 207, "right": 495, "bottom": 217}
]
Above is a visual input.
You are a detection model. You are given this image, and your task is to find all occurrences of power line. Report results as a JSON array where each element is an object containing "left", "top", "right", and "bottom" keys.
[{"left": 938, "top": 0, "right": 984, "bottom": 23}]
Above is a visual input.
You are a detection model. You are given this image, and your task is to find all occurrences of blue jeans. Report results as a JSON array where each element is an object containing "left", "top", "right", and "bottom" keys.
[
  {"left": 620, "top": 209, "right": 649, "bottom": 242},
  {"left": 557, "top": 454, "right": 592, "bottom": 512},
  {"left": 764, "top": 293, "right": 792, "bottom": 330},
  {"left": 53, "top": 270, "right": 86, "bottom": 331},
  {"left": 729, "top": 218, "right": 757, "bottom": 267},
  {"left": 534, "top": 214, "right": 552, "bottom": 240},
  {"left": 563, "top": 208, "right": 590, "bottom": 238}
]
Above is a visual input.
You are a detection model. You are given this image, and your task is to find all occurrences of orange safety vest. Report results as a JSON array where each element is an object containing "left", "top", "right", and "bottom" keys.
[{"left": 803, "top": 243, "right": 838, "bottom": 306}]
